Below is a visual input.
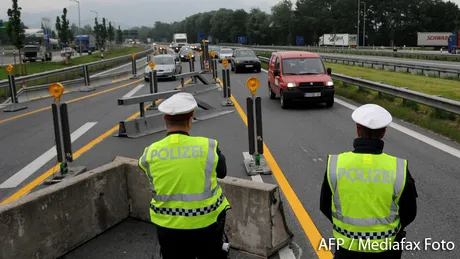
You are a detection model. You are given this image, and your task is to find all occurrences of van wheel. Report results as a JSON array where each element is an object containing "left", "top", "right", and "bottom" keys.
[
  {"left": 280, "top": 91, "right": 289, "bottom": 109},
  {"left": 269, "top": 83, "right": 275, "bottom": 99}
]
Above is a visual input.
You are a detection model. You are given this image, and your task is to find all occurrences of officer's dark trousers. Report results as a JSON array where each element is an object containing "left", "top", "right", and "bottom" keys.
[{"left": 155, "top": 211, "right": 227, "bottom": 259}]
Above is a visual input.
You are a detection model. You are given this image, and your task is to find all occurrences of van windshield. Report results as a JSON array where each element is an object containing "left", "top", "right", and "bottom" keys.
[{"left": 282, "top": 58, "right": 325, "bottom": 75}]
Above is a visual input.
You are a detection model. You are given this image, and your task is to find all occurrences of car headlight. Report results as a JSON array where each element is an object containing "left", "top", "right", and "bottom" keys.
[
  {"left": 326, "top": 81, "right": 334, "bottom": 86},
  {"left": 236, "top": 60, "right": 240, "bottom": 63},
  {"left": 287, "top": 83, "right": 296, "bottom": 88},
  {"left": 181, "top": 55, "right": 184, "bottom": 57}
]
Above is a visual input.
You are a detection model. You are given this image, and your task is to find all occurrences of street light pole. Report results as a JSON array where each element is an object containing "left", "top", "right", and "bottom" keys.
[
  {"left": 362, "top": 2, "right": 366, "bottom": 47},
  {"left": 90, "top": 10, "right": 98, "bottom": 18},
  {"left": 357, "top": 0, "right": 360, "bottom": 47},
  {"left": 70, "top": 0, "right": 82, "bottom": 56}
]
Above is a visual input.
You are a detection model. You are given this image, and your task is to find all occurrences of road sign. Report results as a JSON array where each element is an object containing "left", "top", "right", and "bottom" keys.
[
  {"left": 200, "top": 50, "right": 203, "bottom": 55},
  {"left": 238, "top": 36, "right": 247, "bottom": 44},
  {"left": 197, "top": 32, "right": 205, "bottom": 42},
  {"left": 131, "top": 53, "right": 136, "bottom": 59},
  {"left": 5, "top": 65, "right": 13, "bottom": 74},
  {"left": 188, "top": 53, "right": 193, "bottom": 58},
  {"left": 246, "top": 77, "right": 259, "bottom": 95},
  {"left": 49, "top": 83, "right": 65, "bottom": 102},
  {"left": 222, "top": 59, "right": 229, "bottom": 68},
  {"left": 296, "top": 36, "right": 304, "bottom": 46},
  {"left": 210, "top": 52, "right": 215, "bottom": 58},
  {"left": 0, "top": 20, "right": 3, "bottom": 28},
  {"left": 149, "top": 61, "right": 156, "bottom": 69}
]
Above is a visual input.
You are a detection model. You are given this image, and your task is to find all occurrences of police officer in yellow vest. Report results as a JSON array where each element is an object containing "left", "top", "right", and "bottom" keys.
[
  {"left": 138, "top": 92, "right": 231, "bottom": 259},
  {"left": 320, "top": 104, "right": 418, "bottom": 259}
]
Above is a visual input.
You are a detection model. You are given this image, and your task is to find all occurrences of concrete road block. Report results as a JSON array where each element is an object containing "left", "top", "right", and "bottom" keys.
[
  {"left": 0, "top": 160, "right": 129, "bottom": 259},
  {"left": 122, "top": 156, "right": 293, "bottom": 258},
  {"left": 119, "top": 156, "right": 151, "bottom": 222},
  {"left": 219, "top": 177, "right": 294, "bottom": 257}
]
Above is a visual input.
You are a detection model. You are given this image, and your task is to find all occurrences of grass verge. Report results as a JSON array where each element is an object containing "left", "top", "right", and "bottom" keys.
[
  {"left": 260, "top": 59, "right": 460, "bottom": 143},
  {"left": 0, "top": 46, "right": 144, "bottom": 80}
]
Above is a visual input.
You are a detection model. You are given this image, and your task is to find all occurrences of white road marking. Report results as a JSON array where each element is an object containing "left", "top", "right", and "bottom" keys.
[
  {"left": 93, "top": 57, "right": 147, "bottom": 77},
  {"left": 334, "top": 98, "right": 460, "bottom": 159},
  {"left": 0, "top": 122, "right": 98, "bottom": 189},
  {"left": 260, "top": 69, "right": 460, "bottom": 159},
  {"left": 278, "top": 246, "right": 297, "bottom": 259},
  {"left": 123, "top": 84, "right": 145, "bottom": 98}
]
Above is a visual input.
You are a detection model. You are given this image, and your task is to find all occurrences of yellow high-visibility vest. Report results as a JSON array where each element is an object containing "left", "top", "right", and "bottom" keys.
[
  {"left": 139, "top": 134, "right": 230, "bottom": 229},
  {"left": 327, "top": 152, "right": 407, "bottom": 252}
]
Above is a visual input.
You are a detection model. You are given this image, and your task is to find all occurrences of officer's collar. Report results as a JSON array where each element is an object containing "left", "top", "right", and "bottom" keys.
[
  {"left": 166, "top": 131, "right": 189, "bottom": 136},
  {"left": 353, "top": 138, "right": 384, "bottom": 154}
]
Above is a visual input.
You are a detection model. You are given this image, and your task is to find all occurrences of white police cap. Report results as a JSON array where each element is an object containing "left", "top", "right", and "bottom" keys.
[
  {"left": 158, "top": 92, "right": 197, "bottom": 115},
  {"left": 351, "top": 104, "right": 392, "bottom": 129}
]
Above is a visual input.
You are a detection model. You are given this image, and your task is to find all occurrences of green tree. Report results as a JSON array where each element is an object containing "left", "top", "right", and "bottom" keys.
[
  {"left": 246, "top": 8, "right": 270, "bottom": 45},
  {"left": 270, "top": 0, "right": 294, "bottom": 45},
  {"left": 116, "top": 25, "right": 123, "bottom": 44},
  {"left": 101, "top": 18, "right": 108, "bottom": 49},
  {"left": 108, "top": 22, "right": 115, "bottom": 43},
  {"left": 55, "top": 8, "right": 70, "bottom": 47},
  {"left": 6, "top": 0, "right": 25, "bottom": 72},
  {"left": 94, "top": 18, "right": 102, "bottom": 49}
]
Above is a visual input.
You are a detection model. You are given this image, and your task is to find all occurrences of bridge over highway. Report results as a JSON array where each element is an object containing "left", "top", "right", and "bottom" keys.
[{"left": 0, "top": 46, "right": 459, "bottom": 259}]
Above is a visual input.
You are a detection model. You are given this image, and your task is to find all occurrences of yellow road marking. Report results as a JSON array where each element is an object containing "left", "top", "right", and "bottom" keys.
[
  {"left": 216, "top": 78, "right": 333, "bottom": 259},
  {"left": 0, "top": 81, "right": 187, "bottom": 205},
  {"left": 176, "top": 78, "right": 192, "bottom": 88},
  {"left": 0, "top": 79, "right": 143, "bottom": 125}
]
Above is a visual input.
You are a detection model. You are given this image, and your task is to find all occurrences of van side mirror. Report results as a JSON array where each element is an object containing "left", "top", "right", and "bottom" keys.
[
  {"left": 327, "top": 68, "right": 332, "bottom": 75},
  {"left": 274, "top": 69, "right": 280, "bottom": 77}
]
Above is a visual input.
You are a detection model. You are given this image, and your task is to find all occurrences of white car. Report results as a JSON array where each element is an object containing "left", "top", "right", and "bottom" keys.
[
  {"left": 144, "top": 54, "right": 182, "bottom": 81},
  {"left": 218, "top": 48, "right": 233, "bottom": 63}
]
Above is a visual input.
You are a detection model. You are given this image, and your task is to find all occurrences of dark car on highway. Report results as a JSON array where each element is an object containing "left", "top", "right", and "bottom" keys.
[
  {"left": 179, "top": 47, "right": 195, "bottom": 62},
  {"left": 230, "top": 48, "right": 261, "bottom": 73}
]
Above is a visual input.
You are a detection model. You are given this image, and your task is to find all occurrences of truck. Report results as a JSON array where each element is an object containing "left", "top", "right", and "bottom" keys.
[
  {"left": 173, "top": 33, "right": 187, "bottom": 48},
  {"left": 74, "top": 35, "right": 96, "bottom": 53},
  {"left": 447, "top": 32, "right": 460, "bottom": 54},
  {"left": 319, "top": 34, "right": 357, "bottom": 47},
  {"left": 417, "top": 32, "right": 451, "bottom": 47},
  {"left": 21, "top": 28, "right": 53, "bottom": 62}
]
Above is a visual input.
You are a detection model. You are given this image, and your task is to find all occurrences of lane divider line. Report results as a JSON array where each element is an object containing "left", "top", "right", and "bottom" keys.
[
  {"left": 123, "top": 84, "right": 145, "bottom": 98},
  {"left": 216, "top": 77, "right": 332, "bottom": 259},
  {"left": 0, "top": 122, "right": 98, "bottom": 189},
  {"left": 0, "top": 80, "right": 190, "bottom": 205},
  {"left": 0, "top": 79, "right": 143, "bottom": 125}
]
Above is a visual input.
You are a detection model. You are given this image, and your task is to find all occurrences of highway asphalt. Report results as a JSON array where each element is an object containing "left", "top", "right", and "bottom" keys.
[{"left": 1, "top": 55, "right": 460, "bottom": 258}]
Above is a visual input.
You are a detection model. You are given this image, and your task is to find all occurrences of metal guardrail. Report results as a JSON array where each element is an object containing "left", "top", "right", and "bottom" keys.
[
  {"left": 257, "top": 56, "right": 460, "bottom": 115},
  {"left": 222, "top": 44, "right": 459, "bottom": 59},
  {"left": 0, "top": 47, "right": 152, "bottom": 90},
  {"left": 241, "top": 46, "right": 460, "bottom": 79}
]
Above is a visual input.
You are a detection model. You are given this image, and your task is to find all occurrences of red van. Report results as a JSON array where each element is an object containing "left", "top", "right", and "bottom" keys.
[{"left": 268, "top": 51, "right": 335, "bottom": 109}]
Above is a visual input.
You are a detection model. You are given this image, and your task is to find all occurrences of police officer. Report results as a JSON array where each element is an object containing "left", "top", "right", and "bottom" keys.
[
  {"left": 319, "top": 104, "right": 418, "bottom": 259},
  {"left": 139, "top": 92, "right": 231, "bottom": 259}
]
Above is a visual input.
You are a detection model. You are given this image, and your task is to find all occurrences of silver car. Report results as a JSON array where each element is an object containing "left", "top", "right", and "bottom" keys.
[
  {"left": 144, "top": 54, "right": 182, "bottom": 81},
  {"left": 218, "top": 48, "right": 233, "bottom": 63}
]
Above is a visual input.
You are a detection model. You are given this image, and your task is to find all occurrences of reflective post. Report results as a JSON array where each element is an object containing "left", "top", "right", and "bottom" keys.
[
  {"left": 147, "top": 61, "right": 158, "bottom": 110},
  {"left": 3, "top": 65, "right": 27, "bottom": 112},
  {"left": 130, "top": 53, "right": 137, "bottom": 79},
  {"left": 242, "top": 77, "right": 270, "bottom": 175}
]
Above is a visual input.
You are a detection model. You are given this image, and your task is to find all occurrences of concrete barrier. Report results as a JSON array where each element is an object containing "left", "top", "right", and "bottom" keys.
[
  {"left": 0, "top": 157, "right": 293, "bottom": 259},
  {"left": 122, "top": 157, "right": 293, "bottom": 257},
  {"left": 0, "top": 160, "right": 129, "bottom": 259}
]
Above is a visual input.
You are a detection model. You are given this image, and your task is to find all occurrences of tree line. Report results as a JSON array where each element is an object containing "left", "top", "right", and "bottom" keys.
[{"left": 134, "top": 0, "right": 460, "bottom": 47}]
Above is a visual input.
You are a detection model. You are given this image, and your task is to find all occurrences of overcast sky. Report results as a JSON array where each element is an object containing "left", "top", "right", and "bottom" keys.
[{"left": 1, "top": 0, "right": 459, "bottom": 29}]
